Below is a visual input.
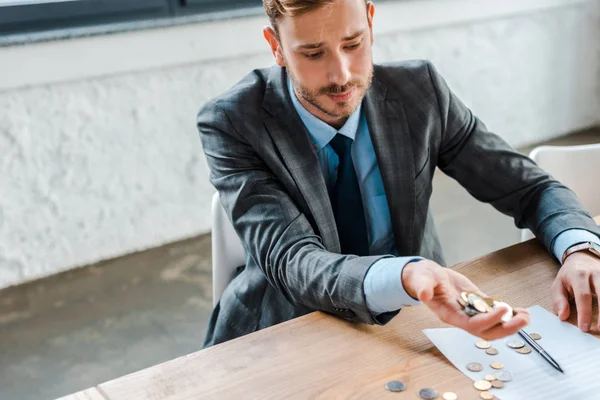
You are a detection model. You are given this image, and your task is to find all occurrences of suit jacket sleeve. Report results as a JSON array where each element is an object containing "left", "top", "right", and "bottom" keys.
[
  {"left": 426, "top": 62, "right": 600, "bottom": 255},
  {"left": 198, "top": 99, "right": 394, "bottom": 325}
]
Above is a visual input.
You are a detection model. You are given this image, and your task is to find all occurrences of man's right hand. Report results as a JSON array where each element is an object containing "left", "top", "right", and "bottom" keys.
[{"left": 402, "top": 260, "right": 530, "bottom": 340}]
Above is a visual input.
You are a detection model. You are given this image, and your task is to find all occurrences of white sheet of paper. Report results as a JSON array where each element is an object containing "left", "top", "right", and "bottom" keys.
[{"left": 423, "top": 305, "right": 600, "bottom": 399}]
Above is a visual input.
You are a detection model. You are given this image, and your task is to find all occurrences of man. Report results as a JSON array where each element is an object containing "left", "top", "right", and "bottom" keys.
[{"left": 197, "top": 0, "right": 600, "bottom": 348}]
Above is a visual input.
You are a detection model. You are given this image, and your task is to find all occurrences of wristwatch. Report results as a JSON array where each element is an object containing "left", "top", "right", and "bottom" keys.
[{"left": 562, "top": 241, "right": 600, "bottom": 264}]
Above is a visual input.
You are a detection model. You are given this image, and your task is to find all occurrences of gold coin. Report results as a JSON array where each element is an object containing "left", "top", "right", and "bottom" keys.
[
  {"left": 472, "top": 298, "right": 490, "bottom": 313},
  {"left": 442, "top": 392, "right": 458, "bottom": 400},
  {"left": 457, "top": 296, "right": 467, "bottom": 307},
  {"left": 516, "top": 346, "right": 532, "bottom": 354},
  {"left": 461, "top": 292, "right": 469, "bottom": 304},
  {"left": 491, "top": 380, "right": 504, "bottom": 389},
  {"left": 480, "top": 392, "right": 495, "bottom": 400},
  {"left": 476, "top": 340, "right": 491, "bottom": 349},
  {"left": 484, "top": 374, "right": 496, "bottom": 381},
  {"left": 530, "top": 333, "right": 542, "bottom": 340},
  {"left": 474, "top": 380, "right": 492, "bottom": 391},
  {"left": 490, "top": 362, "right": 504, "bottom": 370},
  {"left": 486, "top": 348, "right": 498, "bottom": 356}
]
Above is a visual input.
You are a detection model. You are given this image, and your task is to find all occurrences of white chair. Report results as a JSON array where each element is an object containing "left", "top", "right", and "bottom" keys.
[
  {"left": 211, "top": 192, "right": 246, "bottom": 306},
  {"left": 521, "top": 143, "right": 600, "bottom": 242}
]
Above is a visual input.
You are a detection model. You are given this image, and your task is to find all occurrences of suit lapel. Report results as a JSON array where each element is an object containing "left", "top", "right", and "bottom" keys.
[
  {"left": 262, "top": 67, "right": 341, "bottom": 253},
  {"left": 364, "top": 75, "right": 416, "bottom": 255}
]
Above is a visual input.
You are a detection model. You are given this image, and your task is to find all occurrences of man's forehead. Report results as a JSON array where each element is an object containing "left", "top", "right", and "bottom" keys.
[{"left": 277, "top": 2, "right": 368, "bottom": 47}]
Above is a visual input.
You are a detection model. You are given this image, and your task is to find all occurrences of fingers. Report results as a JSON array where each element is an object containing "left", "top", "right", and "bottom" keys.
[
  {"left": 593, "top": 272, "right": 600, "bottom": 330},
  {"left": 464, "top": 306, "right": 507, "bottom": 333},
  {"left": 478, "top": 310, "right": 530, "bottom": 340},
  {"left": 550, "top": 279, "right": 571, "bottom": 321},
  {"left": 572, "top": 273, "right": 593, "bottom": 332},
  {"left": 441, "top": 305, "right": 529, "bottom": 341}
]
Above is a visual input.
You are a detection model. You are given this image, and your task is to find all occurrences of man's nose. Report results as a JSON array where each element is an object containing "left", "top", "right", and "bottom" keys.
[{"left": 328, "top": 54, "right": 351, "bottom": 87}]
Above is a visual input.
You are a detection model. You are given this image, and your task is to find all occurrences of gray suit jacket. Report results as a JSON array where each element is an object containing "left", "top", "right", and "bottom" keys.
[{"left": 197, "top": 61, "right": 600, "bottom": 348}]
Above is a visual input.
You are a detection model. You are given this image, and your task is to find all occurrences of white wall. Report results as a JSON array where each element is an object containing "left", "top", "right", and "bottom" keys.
[{"left": 1, "top": 0, "right": 599, "bottom": 289}]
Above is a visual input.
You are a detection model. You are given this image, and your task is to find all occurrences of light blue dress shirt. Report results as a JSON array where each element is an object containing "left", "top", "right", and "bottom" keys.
[{"left": 287, "top": 77, "right": 600, "bottom": 315}]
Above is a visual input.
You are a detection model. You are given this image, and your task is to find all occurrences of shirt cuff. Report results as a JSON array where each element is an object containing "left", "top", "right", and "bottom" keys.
[
  {"left": 363, "top": 257, "right": 423, "bottom": 315},
  {"left": 553, "top": 228, "right": 600, "bottom": 264}
]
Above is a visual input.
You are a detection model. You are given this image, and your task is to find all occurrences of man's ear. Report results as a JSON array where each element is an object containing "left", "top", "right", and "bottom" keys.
[
  {"left": 366, "top": 1, "right": 375, "bottom": 44},
  {"left": 263, "top": 26, "right": 285, "bottom": 67}
]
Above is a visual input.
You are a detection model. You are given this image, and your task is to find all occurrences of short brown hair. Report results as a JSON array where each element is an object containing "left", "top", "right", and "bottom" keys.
[{"left": 263, "top": 0, "right": 366, "bottom": 32}]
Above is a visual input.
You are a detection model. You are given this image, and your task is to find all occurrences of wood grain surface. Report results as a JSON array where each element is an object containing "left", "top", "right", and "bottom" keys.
[{"left": 65, "top": 217, "right": 600, "bottom": 399}]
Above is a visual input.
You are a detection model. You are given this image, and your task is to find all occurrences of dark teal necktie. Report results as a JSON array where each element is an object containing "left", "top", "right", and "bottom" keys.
[{"left": 329, "top": 134, "right": 370, "bottom": 256}]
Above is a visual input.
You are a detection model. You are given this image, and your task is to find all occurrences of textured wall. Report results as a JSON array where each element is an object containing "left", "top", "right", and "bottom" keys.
[
  {"left": 374, "top": 1, "right": 600, "bottom": 145},
  {"left": 1, "top": 1, "right": 599, "bottom": 288}
]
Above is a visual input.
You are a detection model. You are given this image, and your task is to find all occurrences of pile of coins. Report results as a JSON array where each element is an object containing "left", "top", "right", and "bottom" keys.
[
  {"left": 466, "top": 360, "right": 512, "bottom": 399},
  {"left": 384, "top": 294, "right": 543, "bottom": 399},
  {"left": 457, "top": 292, "right": 516, "bottom": 322}
]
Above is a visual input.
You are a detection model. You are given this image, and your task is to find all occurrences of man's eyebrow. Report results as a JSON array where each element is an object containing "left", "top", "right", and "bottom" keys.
[
  {"left": 297, "top": 42, "right": 324, "bottom": 50},
  {"left": 342, "top": 30, "right": 364, "bottom": 41},
  {"left": 296, "top": 30, "right": 365, "bottom": 50}
]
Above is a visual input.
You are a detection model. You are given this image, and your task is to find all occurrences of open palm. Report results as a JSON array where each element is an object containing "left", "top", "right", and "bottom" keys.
[{"left": 403, "top": 260, "right": 530, "bottom": 340}]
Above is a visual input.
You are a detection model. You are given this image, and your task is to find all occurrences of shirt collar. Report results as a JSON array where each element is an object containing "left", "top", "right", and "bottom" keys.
[{"left": 287, "top": 74, "right": 362, "bottom": 150}]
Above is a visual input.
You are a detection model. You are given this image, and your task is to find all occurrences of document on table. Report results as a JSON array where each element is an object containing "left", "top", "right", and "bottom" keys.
[{"left": 423, "top": 305, "right": 600, "bottom": 399}]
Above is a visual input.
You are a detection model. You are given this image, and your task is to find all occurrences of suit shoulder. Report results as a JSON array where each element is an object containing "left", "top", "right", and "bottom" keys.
[
  {"left": 374, "top": 60, "right": 438, "bottom": 97},
  {"left": 198, "top": 67, "right": 269, "bottom": 117}
]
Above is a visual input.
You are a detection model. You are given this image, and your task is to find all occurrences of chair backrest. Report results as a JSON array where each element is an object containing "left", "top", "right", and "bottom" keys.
[
  {"left": 521, "top": 143, "right": 600, "bottom": 242},
  {"left": 211, "top": 192, "right": 246, "bottom": 306}
]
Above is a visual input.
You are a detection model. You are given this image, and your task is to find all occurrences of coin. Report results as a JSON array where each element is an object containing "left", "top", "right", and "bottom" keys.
[
  {"left": 491, "top": 380, "right": 504, "bottom": 389},
  {"left": 473, "top": 298, "right": 491, "bottom": 313},
  {"left": 480, "top": 392, "right": 495, "bottom": 400},
  {"left": 474, "top": 380, "right": 492, "bottom": 391},
  {"left": 516, "top": 346, "right": 531, "bottom": 354},
  {"left": 484, "top": 374, "right": 497, "bottom": 381},
  {"left": 506, "top": 339, "right": 525, "bottom": 349},
  {"left": 457, "top": 296, "right": 467, "bottom": 307},
  {"left": 464, "top": 305, "right": 480, "bottom": 316},
  {"left": 530, "top": 333, "right": 542, "bottom": 340},
  {"left": 485, "top": 348, "right": 499, "bottom": 355},
  {"left": 467, "top": 362, "right": 484, "bottom": 372},
  {"left": 468, "top": 293, "right": 482, "bottom": 305},
  {"left": 442, "top": 392, "right": 457, "bottom": 400},
  {"left": 496, "top": 371, "right": 513, "bottom": 382},
  {"left": 493, "top": 301, "right": 514, "bottom": 322},
  {"left": 461, "top": 291, "right": 469, "bottom": 304},
  {"left": 476, "top": 340, "right": 491, "bottom": 349},
  {"left": 419, "top": 388, "right": 438, "bottom": 399},
  {"left": 490, "top": 362, "right": 504, "bottom": 370},
  {"left": 385, "top": 380, "right": 406, "bottom": 392}
]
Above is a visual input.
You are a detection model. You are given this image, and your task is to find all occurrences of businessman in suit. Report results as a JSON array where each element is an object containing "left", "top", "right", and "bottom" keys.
[{"left": 197, "top": 0, "right": 600, "bottom": 348}]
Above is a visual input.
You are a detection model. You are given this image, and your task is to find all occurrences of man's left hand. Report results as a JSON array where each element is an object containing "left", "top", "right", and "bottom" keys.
[{"left": 551, "top": 251, "right": 600, "bottom": 332}]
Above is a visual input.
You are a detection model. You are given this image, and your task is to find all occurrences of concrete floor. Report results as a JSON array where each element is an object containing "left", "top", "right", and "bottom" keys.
[{"left": 1, "top": 129, "right": 599, "bottom": 400}]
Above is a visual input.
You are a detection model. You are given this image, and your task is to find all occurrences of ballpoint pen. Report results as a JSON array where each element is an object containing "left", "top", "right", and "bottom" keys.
[{"left": 518, "top": 329, "right": 564, "bottom": 373}]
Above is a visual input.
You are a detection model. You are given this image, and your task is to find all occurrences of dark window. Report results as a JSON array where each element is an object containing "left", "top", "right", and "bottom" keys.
[{"left": 0, "top": 0, "right": 263, "bottom": 36}]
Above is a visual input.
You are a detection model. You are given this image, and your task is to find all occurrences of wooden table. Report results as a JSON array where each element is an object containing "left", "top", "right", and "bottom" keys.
[{"left": 60, "top": 217, "right": 600, "bottom": 400}]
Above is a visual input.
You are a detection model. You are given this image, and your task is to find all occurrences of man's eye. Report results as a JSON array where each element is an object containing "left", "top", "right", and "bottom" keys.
[
  {"left": 304, "top": 52, "right": 323, "bottom": 59},
  {"left": 346, "top": 43, "right": 360, "bottom": 50}
]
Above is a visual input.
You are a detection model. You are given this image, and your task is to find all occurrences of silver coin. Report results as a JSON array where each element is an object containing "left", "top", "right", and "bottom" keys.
[
  {"left": 467, "top": 362, "right": 484, "bottom": 372},
  {"left": 496, "top": 371, "right": 513, "bottom": 382},
  {"left": 419, "top": 388, "right": 439, "bottom": 399},
  {"left": 464, "top": 305, "right": 480, "bottom": 316},
  {"left": 506, "top": 339, "right": 525, "bottom": 349},
  {"left": 386, "top": 380, "right": 406, "bottom": 392}
]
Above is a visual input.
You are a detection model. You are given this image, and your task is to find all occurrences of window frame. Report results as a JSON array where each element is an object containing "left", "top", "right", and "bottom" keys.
[{"left": 0, "top": 0, "right": 263, "bottom": 36}]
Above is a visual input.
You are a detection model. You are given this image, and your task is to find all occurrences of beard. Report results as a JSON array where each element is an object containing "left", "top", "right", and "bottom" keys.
[{"left": 287, "top": 63, "right": 374, "bottom": 119}]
